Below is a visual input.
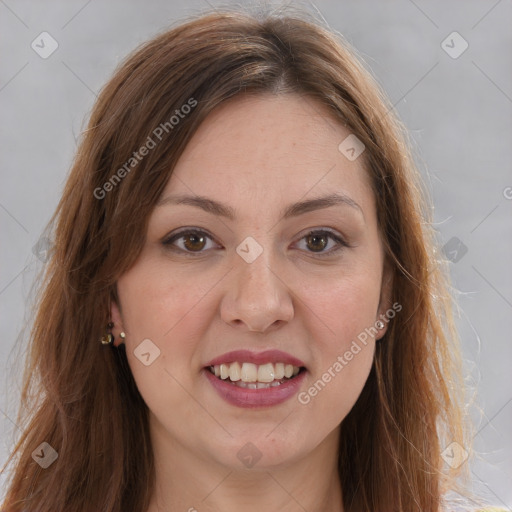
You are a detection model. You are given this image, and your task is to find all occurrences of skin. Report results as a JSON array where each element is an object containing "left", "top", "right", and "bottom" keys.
[{"left": 111, "top": 93, "right": 393, "bottom": 512}]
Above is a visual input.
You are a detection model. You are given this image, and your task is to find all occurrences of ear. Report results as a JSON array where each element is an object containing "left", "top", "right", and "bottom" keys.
[
  {"left": 376, "top": 257, "right": 394, "bottom": 340},
  {"left": 110, "top": 299, "right": 126, "bottom": 347}
]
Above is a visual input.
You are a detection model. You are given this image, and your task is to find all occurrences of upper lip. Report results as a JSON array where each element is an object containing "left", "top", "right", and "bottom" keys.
[{"left": 204, "top": 349, "right": 306, "bottom": 368}]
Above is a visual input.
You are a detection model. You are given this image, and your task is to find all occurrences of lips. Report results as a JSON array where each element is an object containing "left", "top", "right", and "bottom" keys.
[{"left": 203, "top": 349, "right": 307, "bottom": 408}]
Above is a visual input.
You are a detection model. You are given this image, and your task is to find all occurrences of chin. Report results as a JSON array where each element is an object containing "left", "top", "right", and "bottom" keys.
[{"left": 204, "top": 429, "right": 311, "bottom": 471}]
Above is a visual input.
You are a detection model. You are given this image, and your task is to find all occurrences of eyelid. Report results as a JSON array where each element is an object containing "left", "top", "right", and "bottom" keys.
[
  {"left": 161, "top": 227, "right": 349, "bottom": 256},
  {"left": 294, "top": 228, "right": 349, "bottom": 257},
  {"left": 161, "top": 227, "right": 220, "bottom": 249}
]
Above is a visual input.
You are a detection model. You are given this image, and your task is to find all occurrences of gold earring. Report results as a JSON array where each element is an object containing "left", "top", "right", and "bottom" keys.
[
  {"left": 100, "top": 322, "right": 115, "bottom": 346},
  {"left": 100, "top": 333, "right": 114, "bottom": 345}
]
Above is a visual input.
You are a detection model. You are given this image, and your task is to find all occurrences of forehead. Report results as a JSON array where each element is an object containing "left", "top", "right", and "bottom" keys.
[{"left": 163, "top": 93, "right": 374, "bottom": 218}]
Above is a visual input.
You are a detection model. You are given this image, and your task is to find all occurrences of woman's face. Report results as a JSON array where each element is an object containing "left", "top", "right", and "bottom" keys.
[{"left": 112, "top": 93, "right": 392, "bottom": 471}]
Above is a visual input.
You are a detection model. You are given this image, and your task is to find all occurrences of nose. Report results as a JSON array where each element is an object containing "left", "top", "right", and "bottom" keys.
[{"left": 220, "top": 247, "right": 294, "bottom": 334}]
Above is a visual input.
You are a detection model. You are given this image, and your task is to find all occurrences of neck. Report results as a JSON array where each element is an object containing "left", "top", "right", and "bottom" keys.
[{"left": 146, "top": 420, "right": 344, "bottom": 512}]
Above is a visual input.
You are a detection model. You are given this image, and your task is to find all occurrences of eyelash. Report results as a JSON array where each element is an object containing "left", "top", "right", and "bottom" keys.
[{"left": 162, "top": 228, "right": 349, "bottom": 258}]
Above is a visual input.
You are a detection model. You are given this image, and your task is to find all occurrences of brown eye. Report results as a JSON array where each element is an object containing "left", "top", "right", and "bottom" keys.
[
  {"left": 162, "top": 229, "right": 217, "bottom": 255},
  {"left": 305, "top": 232, "right": 329, "bottom": 252},
  {"left": 182, "top": 232, "right": 207, "bottom": 252},
  {"left": 296, "top": 229, "right": 347, "bottom": 257}
]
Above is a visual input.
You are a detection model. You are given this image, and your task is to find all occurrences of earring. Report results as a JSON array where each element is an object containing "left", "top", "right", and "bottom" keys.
[
  {"left": 119, "top": 332, "right": 126, "bottom": 342},
  {"left": 100, "top": 322, "right": 115, "bottom": 346},
  {"left": 100, "top": 333, "right": 114, "bottom": 345},
  {"left": 376, "top": 320, "right": 385, "bottom": 330}
]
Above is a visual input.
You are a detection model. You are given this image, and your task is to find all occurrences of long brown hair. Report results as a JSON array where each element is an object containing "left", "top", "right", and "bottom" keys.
[{"left": 2, "top": 6, "right": 469, "bottom": 511}]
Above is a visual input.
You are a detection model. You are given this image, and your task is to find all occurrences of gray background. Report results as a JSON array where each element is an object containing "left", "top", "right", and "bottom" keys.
[{"left": 1, "top": 0, "right": 511, "bottom": 508}]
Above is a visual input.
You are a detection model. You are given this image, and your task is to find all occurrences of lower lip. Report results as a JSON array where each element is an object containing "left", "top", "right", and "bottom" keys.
[{"left": 203, "top": 368, "right": 307, "bottom": 408}]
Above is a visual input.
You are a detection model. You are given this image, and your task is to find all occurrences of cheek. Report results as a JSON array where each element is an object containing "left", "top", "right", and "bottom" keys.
[
  {"left": 117, "top": 258, "right": 216, "bottom": 342},
  {"left": 115, "top": 260, "right": 217, "bottom": 399},
  {"left": 115, "top": 262, "right": 213, "bottom": 423},
  {"left": 293, "top": 267, "right": 380, "bottom": 421},
  {"left": 299, "top": 267, "right": 382, "bottom": 349}
]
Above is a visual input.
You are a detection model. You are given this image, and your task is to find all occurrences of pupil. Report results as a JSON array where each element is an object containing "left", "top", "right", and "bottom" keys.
[
  {"left": 308, "top": 233, "right": 327, "bottom": 252},
  {"left": 184, "top": 233, "right": 205, "bottom": 251}
]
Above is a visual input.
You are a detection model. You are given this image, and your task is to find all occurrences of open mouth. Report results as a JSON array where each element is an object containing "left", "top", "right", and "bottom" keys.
[{"left": 207, "top": 362, "right": 307, "bottom": 389}]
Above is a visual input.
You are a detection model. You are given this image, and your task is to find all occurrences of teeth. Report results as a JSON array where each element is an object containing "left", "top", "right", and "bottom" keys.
[
  {"left": 209, "top": 362, "right": 302, "bottom": 384},
  {"left": 257, "top": 363, "right": 274, "bottom": 383},
  {"left": 229, "top": 361, "right": 241, "bottom": 381},
  {"left": 274, "top": 362, "right": 285, "bottom": 379},
  {"left": 241, "top": 362, "right": 258, "bottom": 382},
  {"left": 220, "top": 364, "right": 229, "bottom": 380}
]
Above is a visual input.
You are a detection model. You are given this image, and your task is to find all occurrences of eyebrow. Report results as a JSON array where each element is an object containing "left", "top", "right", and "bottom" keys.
[{"left": 156, "top": 192, "right": 363, "bottom": 221}]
